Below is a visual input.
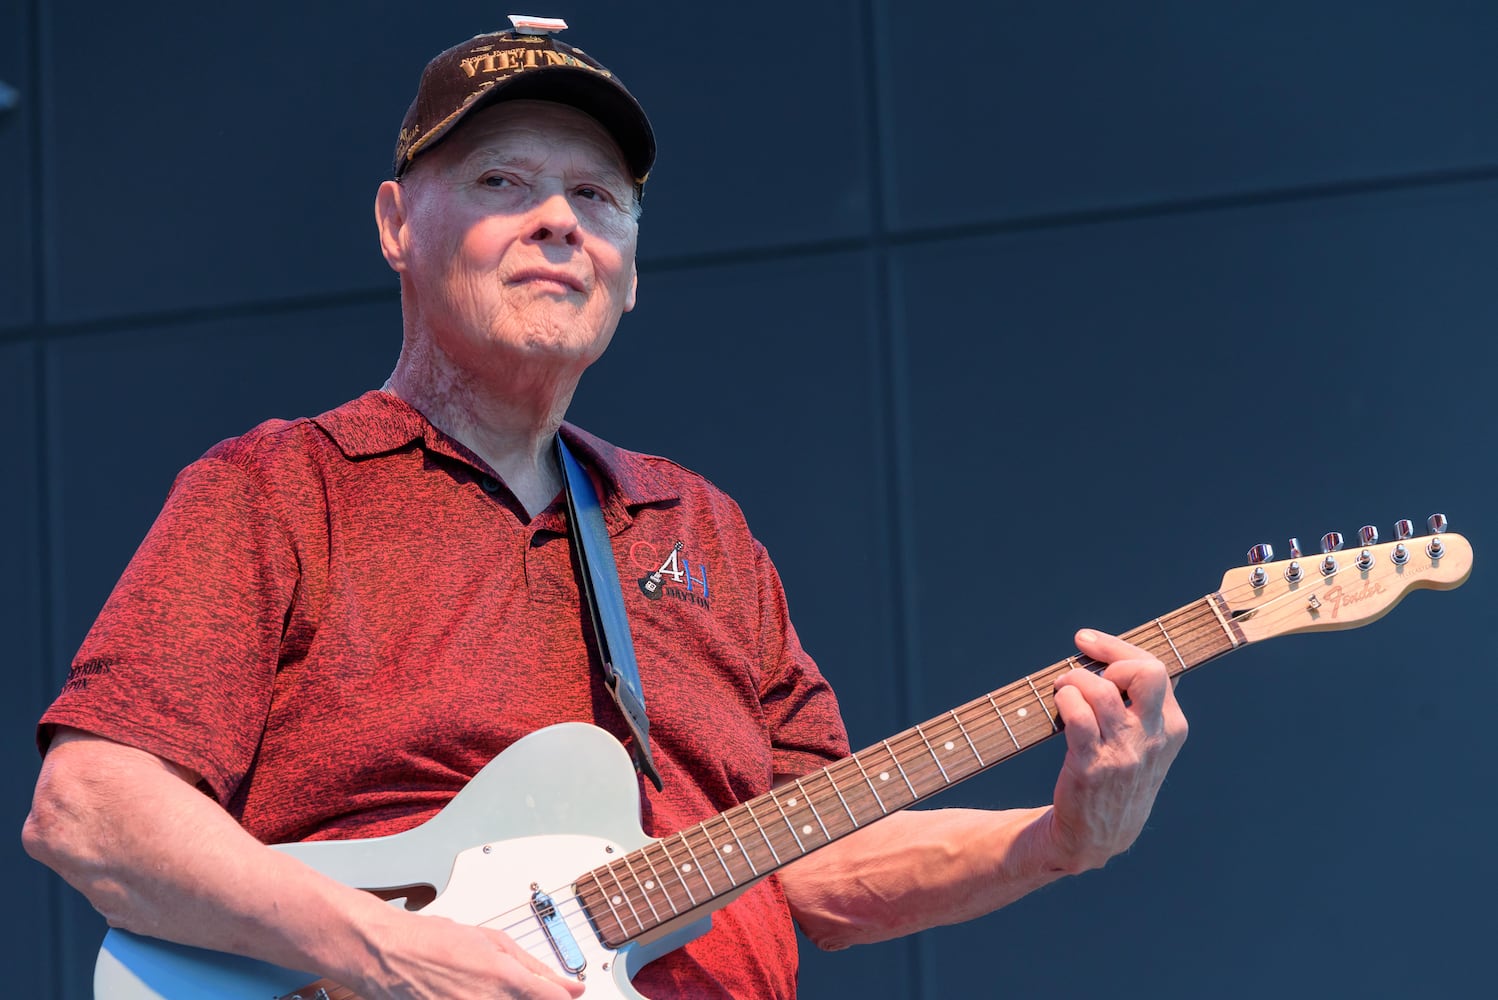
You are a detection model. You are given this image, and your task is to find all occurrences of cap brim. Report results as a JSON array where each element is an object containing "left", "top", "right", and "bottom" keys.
[{"left": 411, "top": 67, "right": 655, "bottom": 185}]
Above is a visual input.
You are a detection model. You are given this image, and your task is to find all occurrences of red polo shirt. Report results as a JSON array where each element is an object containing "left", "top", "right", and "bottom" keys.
[{"left": 41, "top": 389, "right": 850, "bottom": 998}]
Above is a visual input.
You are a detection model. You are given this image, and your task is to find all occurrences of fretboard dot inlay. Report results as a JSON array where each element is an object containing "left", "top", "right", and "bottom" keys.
[{"left": 572, "top": 599, "right": 1239, "bottom": 954}]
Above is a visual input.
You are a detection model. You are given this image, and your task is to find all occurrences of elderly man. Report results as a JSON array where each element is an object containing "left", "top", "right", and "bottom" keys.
[{"left": 24, "top": 20, "right": 1186, "bottom": 1000}]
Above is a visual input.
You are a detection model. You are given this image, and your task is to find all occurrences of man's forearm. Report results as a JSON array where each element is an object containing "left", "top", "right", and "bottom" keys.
[
  {"left": 778, "top": 805, "right": 1069, "bottom": 950},
  {"left": 22, "top": 731, "right": 396, "bottom": 987}
]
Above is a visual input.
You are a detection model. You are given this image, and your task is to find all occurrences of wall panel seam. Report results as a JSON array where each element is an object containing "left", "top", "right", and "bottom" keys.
[
  {"left": 25, "top": 0, "right": 63, "bottom": 990},
  {"left": 863, "top": 1, "right": 923, "bottom": 996}
]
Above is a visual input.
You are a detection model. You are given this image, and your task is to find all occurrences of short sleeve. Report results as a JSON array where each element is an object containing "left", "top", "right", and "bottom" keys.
[
  {"left": 38, "top": 457, "right": 299, "bottom": 803},
  {"left": 752, "top": 540, "right": 851, "bottom": 778}
]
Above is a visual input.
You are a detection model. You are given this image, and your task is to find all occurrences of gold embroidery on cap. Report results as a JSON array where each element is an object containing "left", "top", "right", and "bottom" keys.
[{"left": 459, "top": 46, "right": 610, "bottom": 79}]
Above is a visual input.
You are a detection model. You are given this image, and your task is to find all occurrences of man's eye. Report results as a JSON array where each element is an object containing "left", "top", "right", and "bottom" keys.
[
  {"left": 577, "top": 186, "right": 606, "bottom": 202},
  {"left": 482, "top": 175, "right": 514, "bottom": 188}
]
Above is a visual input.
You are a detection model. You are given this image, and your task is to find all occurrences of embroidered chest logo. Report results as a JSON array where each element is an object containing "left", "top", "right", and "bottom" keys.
[{"left": 631, "top": 540, "right": 711, "bottom": 610}]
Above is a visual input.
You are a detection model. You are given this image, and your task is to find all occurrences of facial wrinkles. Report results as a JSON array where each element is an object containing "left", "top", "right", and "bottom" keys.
[
  {"left": 443, "top": 110, "right": 635, "bottom": 243},
  {"left": 398, "top": 102, "right": 638, "bottom": 370}
]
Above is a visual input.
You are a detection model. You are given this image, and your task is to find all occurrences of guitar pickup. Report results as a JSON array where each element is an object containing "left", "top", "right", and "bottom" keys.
[{"left": 532, "top": 889, "right": 586, "bottom": 975}]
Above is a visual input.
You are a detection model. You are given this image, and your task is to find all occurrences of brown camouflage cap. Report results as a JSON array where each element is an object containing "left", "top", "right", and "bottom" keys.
[{"left": 393, "top": 21, "right": 655, "bottom": 192}]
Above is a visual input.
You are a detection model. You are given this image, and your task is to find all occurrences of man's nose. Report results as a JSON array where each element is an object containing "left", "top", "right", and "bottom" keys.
[{"left": 526, "top": 190, "right": 580, "bottom": 246}]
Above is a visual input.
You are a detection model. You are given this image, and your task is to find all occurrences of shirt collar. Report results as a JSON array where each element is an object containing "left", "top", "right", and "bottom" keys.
[{"left": 312, "top": 390, "right": 680, "bottom": 511}]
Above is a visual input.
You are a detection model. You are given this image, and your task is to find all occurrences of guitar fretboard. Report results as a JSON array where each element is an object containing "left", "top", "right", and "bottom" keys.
[{"left": 575, "top": 593, "right": 1244, "bottom": 947}]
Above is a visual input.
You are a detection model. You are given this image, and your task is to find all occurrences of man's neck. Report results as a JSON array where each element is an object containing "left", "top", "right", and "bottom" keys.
[{"left": 385, "top": 347, "right": 581, "bottom": 519}]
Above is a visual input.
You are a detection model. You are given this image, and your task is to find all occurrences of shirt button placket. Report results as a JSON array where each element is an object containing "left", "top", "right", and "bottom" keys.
[{"left": 525, "top": 524, "right": 572, "bottom": 603}]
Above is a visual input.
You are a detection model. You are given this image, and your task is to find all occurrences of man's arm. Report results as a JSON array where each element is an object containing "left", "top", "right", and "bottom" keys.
[
  {"left": 779, "top": 629, "right": 1187, "bottom": 949},
  {"left": 23, "top": 728, "right": 583, "bottom": 1000}
]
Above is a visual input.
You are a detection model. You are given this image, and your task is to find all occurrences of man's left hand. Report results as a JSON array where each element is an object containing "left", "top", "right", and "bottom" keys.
[{"left": 1045, "top": 628, "right": 1189, "bottom": 873}]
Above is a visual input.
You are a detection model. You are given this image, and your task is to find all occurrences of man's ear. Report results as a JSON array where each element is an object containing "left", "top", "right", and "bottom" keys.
[
  {"left": 624, "top": 263, "right": 638, "bottom": 312},
  {"left": 375, "top": 180, "right": 411, "bottom": 272}
]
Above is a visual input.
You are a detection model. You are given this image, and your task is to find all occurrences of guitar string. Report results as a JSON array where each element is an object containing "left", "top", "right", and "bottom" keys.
[
  {"left": 593, "top": 552, "right": 1425, "bottom": 934},
  {"left": 498, "top": 559, "right": 1397, "bottom": 946},
  {"left": 390, "top": 548, "right": 1429, "bottom": 956},
  {"left": 274, "top": 544, "right": 1444, "bottom": 996},
  {"left": 555, "top": 559, "right": 1409, "bottom": 940},
  {"left": 455, "top": 609, "right": 1227, "bottom": 944}
]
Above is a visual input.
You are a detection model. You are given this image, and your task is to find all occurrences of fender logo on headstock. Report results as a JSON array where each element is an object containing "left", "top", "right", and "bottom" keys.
[{"left": 1319, "top": 579, "right": 1389, "bottom": 619}]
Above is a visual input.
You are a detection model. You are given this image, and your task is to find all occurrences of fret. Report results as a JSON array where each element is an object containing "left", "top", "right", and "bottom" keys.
[
  {"left": 813, "top": 764, "right": 861, "bottom": 830},
  {"left": 720, "top": 811, "right": 760, "bottom": 876},
  {"left": 793, "top": 776, "right": 833, "bottom": 840},
  {"left": 849, "top": 754, "right": 889, "bottom": 815},
  {"left": 1025, "top": 675, "right": 1058, "bottom": 731},
  {"left": 591, "top": 877, "right": 630, "bottom": 941},
  {"left": 950, "top": 709, "right": 985, "bottom": 766},
  {"left": 599, "top": 862, "right": 647, "bottom": 935},
  {"left": 657, "top": 838, "right": 699, "bottom": 907},
  {"left": 1154, "top": 617, "right": 1187, "bottom": 672},
  {"left": 987, "top": 694, "right": 1022, "bottom": 749},
  {"left": 914, "top": 723, "right": 950, "bottom": 783},
  {"left": 778, "top": 787, "right": 827, "bottom": 849},
  {"left": 742, "top": 801, "right": 784, "bottom": 865},
  {"left": 769, "top": 792, "right": 807, "bottom": 853},
  {"left": 645, "top": 842, "right": 687, "bottom": 915},
  {"left": 693, "top": 820, "right": 739, "bottom": 888},
  {"left": 937, "top": 719, "right": 983, "bottom": 780},
  {"left": 573, "top": 589, "right": 1306, "bottom": 956},
  {"left": 881, "top": 739, "right": 919, "bottom": 798},
  {"left": 619, "top": 853, "right": 668, "bottom": 922},
  {"left": 678, "top": 828, "right": 719, "bottom": 895}
]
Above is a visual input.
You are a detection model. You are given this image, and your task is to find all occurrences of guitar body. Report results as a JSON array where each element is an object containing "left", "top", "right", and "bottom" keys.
[{"left": 94, "top": 723, "right": 710, "bottom": 999}]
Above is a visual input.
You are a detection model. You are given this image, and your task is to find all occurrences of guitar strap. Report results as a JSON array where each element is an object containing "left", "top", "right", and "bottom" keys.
[{"left": 555, "top": 434, "right": 664, "bottom": 791}]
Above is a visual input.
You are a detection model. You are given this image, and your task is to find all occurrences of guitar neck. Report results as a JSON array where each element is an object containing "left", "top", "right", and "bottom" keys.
[{"left": 576, "top": 593, "right": 1243, "bottom": 948}]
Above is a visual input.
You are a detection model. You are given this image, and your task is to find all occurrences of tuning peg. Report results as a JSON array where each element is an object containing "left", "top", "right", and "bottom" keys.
[
  {"left": 1284, "top": 539, "right": 1305, "bottom": 583},
  {"left": 1318, "top": 532, "right": 1343, "bottom": 576},
  {"left": 1246, "top": 543, "right": 1273, "bottom": 587},
  {"left": 1427, "top": 513, "right": 1448, "bottom": 558},
  {"left": 1358, "top": 525, "right": 1378, "bottom": 546},
  {"left": 1393, "top": 519, "right": 1414, "bottom": 541}
]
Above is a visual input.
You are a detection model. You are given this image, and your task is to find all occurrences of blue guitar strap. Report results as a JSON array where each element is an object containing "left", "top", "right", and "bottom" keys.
[{"left": 555, "top": 435, "right": 664, "bottom": 791}]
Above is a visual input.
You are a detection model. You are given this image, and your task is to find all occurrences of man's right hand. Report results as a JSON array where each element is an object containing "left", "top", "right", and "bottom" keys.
[{"left": 354, "top": 910, "right": 585, "bottom": 999}]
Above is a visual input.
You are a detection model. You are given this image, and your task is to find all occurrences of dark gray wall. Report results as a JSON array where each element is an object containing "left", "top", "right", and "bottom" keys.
[{"left": 5, "top": 2, "right": 1494, "bottom": 996}]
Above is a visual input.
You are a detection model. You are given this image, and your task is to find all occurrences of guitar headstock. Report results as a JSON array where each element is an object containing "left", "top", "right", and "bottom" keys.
[{"left": 1217, "top": 517, "right": 1472, "bottom": 643}]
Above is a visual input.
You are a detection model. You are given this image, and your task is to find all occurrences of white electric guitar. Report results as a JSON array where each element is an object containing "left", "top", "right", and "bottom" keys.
[{"left": 94, "top": 520, "right": 1473, "bottom": 999}]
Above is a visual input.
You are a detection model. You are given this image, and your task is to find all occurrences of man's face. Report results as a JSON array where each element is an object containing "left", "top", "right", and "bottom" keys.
[{"left": 387, "top": 100, "right": 639, "bottom": 377}]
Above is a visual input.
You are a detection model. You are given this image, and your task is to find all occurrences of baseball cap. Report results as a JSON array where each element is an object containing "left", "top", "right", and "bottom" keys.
[{"left": 392, "top": 15, "right": 656, "bottom": 192}]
